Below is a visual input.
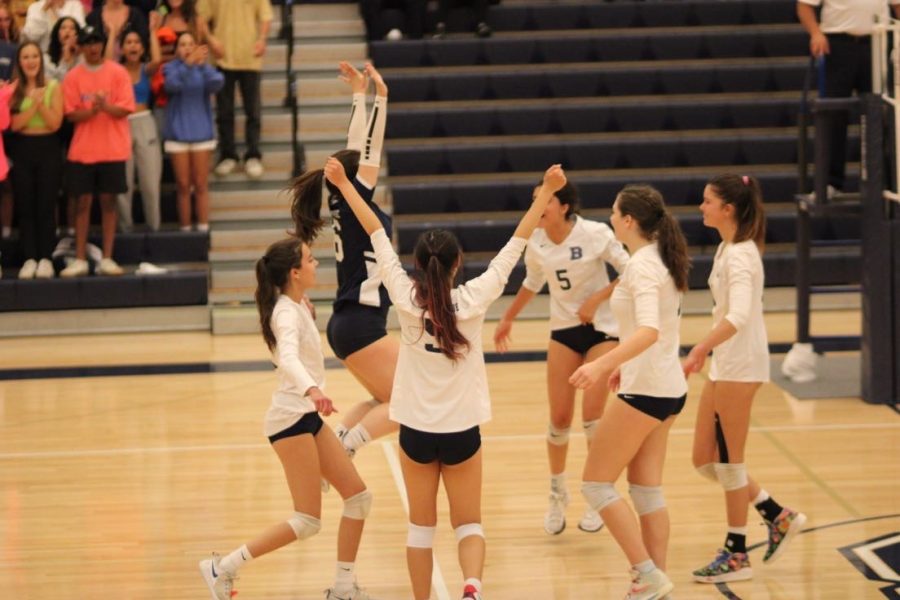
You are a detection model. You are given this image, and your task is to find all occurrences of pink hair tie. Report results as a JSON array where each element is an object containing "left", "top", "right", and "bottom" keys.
[{"left": 742, "top": 175, "right": 750, "bottom": 186}]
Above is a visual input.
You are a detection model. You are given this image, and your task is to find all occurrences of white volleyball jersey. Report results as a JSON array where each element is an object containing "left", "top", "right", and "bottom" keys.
[
  {"left": 265, "top": 294, "right": 322, "bottom": 436},
  {"left": 371, "top": 229, "right": 526, "bottom": 433},
  {"left": 522, "top": 216, "right": 630, "bottom": 333},
  {"left": 708, "top": 240, "right": 770, "bottom": 382},
  {"left": 611, "top": 243, "right": 687, "bottom": 399}
]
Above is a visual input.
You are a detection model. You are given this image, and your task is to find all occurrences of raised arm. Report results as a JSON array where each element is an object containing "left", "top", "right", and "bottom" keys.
[
  {"left": 514, "top": 164, "right": 566, "bottom": 240},
  {"left": 357, "top": 63, "right": 387, "bottom": 186},
  {"left": 324, "top": 156, "right": 382, "bottom": 235}
]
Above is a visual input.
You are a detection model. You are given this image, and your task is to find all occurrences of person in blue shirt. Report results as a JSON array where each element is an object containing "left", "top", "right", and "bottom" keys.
[{"left": 162, "top": 30, "right": 222, "bottom": 232}]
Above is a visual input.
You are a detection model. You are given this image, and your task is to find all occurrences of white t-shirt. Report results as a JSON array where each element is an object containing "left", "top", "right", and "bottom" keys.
[
  {"left": 371, "top": 229, "right": 526, "bottom": 433},
  {"left": 708, "top": 241, "right": 770, "bottom": 382},
  {"left": 798, "top": 0, "right": 896, "bottom": 36},
  {"left": 522, "top": 216, "right": 630, "bottom": 333},
  {"left": 23, "top": 0, "right": 86, "bottom": 53},
  {"left": 610, "top": 243, "right": 687, "bottom": 399},
  {"left": 264, "top": 294, "right": 322, "bottom": 436}
]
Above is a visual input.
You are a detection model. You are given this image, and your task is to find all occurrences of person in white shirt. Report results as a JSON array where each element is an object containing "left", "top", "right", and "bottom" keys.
[
  {"left": 569, "top": 185, "right": 690, "bottom": 600},
  {"left": 494, "top": 181, "right": 629, "bottom": 536},
  {"left": 198, "top": 238, "right": 379, "bottom": 600},
  {"left": 684, "top": 174, "right": 807, "bottom": 584},
  {"left": 23, "top": 0, "right": 85, "bottom": 52},
  {"left": 325, "top": 157, "right": 567, "bottom": 600}
]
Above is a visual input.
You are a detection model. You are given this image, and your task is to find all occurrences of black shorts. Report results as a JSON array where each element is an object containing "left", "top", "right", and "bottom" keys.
[
  {"left": 67, "top": 160, "right": 127, "bottom": 196},
  {"left": 327, "top": 303, "right": 389, "bottom": 360},
  {"left": 618, "top": 393, "right": 687, "bottom": 421},
  {"left": 268, "top": 412, "right": 324, "bottom": 444},
  {"left": 550, "top": 324, "right": 618, "bottom": 356},
  {"left": 399, "top": 425, "right": 481, "bottom": 466}
]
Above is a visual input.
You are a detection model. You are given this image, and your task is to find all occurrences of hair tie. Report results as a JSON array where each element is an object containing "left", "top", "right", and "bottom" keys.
[{"left": 742, "top": 175, "right": 750, "bottom": 186}]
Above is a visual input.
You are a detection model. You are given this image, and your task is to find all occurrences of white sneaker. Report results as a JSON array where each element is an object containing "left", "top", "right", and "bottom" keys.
[
  {"left": 35, "top": 258, "right": 54, "bottom": 279},
  {"left": 578, "top": 506, "right": 604, "bottom": 533},
  {"left": 244, "top": 158, "right": 264, "bottom": 179},
  {"left": 325, "top": 583, "right": 379, "bottom": 600},
  {"left": 214, "top": 158, "right": 237, "bottom": 177},
  {"left": 544, "top": 490, "right": 569, "bottom": 535},
  {"left": 98, "top": 257, "right": 124, "bottom": 276},
  {"left": 199, "top": 553, "right": 236, "bottom": 600},
  {"left": 625, "top": 568, "right": 674, "bottom": 600},
  {"left": 60, "top": 258, "right": 89, "bottom": 278},
  {"left": 385, "top": 28, "right": 403, "bottom": 41},
  {"left": 18, "top": 259, "right": 37, "bottom": 279}
]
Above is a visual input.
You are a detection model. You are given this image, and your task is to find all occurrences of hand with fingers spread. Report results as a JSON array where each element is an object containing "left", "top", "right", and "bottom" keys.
[
  {"left": 365, "top": 62, "right": 388, "bottom": 97},
  {"left": 339, "top": 60, "right": 368, "bottom": 94}
]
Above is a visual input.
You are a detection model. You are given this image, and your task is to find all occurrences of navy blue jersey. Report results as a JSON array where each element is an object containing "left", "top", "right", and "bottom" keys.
[{"left": 328, "top": 177, "right": 393, "bottom": 312}]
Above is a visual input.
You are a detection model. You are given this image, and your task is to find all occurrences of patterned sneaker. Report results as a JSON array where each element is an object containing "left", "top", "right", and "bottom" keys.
[
  {"left": 325, "top": 584, "right": 379, "bottom": 599},
  {"left": 543, "top": 490, "right": 569, "bottom": 535},
  {"left": 462, "top": 584, "right": 483, "bottom": 600},
  {"left": 198, "top": 553, "right": 236, "bottom": 600},
  {"left": 692, "top": 548, "right": 753, "bottom": 583},
  {"left": 625, "top": 568, "right": 674, "bottom": 600},
  {"left": 578, "top": 506, "right": 604, "bottom": 533},
  {"left": 763, "top": 508, "right": 807, "bottom": 564}
]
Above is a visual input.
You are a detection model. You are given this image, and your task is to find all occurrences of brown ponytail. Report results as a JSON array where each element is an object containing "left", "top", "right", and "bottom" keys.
[
  {"left": 616, "top": 184, "right": 691, "bottom": 292},
  {"left": 289, "top": 149, "right": 362, "bottom": 243},
  {"left": 708, "top": 174, "right": 766, "bottom": 249},
  {"left": 412, "top": 229, "right": 470, "bottom": 361},
  {"left": 255, "top": 238, "right": 303, "bottom": 351}
]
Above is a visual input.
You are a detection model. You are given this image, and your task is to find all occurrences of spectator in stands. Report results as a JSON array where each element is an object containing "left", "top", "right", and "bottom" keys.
[
  {"left": 89, "top": 0, "right": 154, "bottom": 18},
  {"left": 162, "top": 31, "right": 223, "bottom": 232},
  {"left": 117, "top": 19, "right": 161, "bottom": 232},
  {"left": 360, "top": 0, "right": 426, "bottom": 41},
  {"left": 199, "top": 0, "right": 272, "bottom": 180},
  {"left": 61, "top": 24, "right": 134, "bottom": 277},
  {"left": 9, "top": 0, "right": 34, "bottom": 31},
  {"left": 797, "top": 0, "right": 900, "bottom": 195},
  {"left": 86, "top": 0, "right": 147, "bottom": 61},
  {"left": 23, "top": 0, "right": 84, "bottom": 52},
  {"left": 433, "top": 0, "right": 491, "bottom": 39},
  {"left": 157, "top": 0, "right": 216, "bottom": 63},
  {"left": 44, "top": 15, "right": 80, "bottom": 79},
  {"left": 10, "top": 41, "right": 63, "bottom": 279},
  {"left": 0, "top": 4, "right": 19, "bottom": 241}
]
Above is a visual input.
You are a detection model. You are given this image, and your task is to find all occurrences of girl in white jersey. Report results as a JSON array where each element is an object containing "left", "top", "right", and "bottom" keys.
[
  {"left": 494, "top": 181, "right": 629, "bottom": 535},
  {"left": 198, "top": 238, "right": 378, "bottom": 600},
  {"left": 569, "top": 185, "right": 690, "bottom": 600},
  {"left": 684, "top": 174, "right": 806, "bottom": 584},
  {"left": 326, "top": 157, "right": 567, "bottom": 600}
]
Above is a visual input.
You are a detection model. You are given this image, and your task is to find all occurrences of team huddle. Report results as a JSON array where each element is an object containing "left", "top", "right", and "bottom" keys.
[{"left": 198, "top": 62, "right": 807, "bottom": 600}]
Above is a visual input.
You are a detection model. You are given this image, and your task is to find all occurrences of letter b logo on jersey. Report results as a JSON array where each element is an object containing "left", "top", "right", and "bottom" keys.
[{"left": 570, "top": 247, "right": 583, "bottom": 260}]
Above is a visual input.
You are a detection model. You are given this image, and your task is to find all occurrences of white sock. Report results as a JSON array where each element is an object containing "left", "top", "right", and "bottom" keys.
[
  {"left": 1, "top": 226, "right": 10, "bottom": 238},
  {"left": 464, "top": 577, "right": 482, "bottom": 592},
  {"left": 550, "top": 473, "right": 566, "bottom": 494},
  {"left": 727, "top": 526, "right": 748, "bottom": 536},
  {"left": 196, "top": 223, "right": 209, "bottom": 232},
  {"left": 218, "top": 544, "right": 253, "bottom": 575},
  {"left": 752, "top": 489, "right": 770, "bottom": 506},
  {"left": 179, "top": 225, "right": 192, "bottom": 232},
  {"left": 634, "top": 559, "right": 656, "bottom": 575},
  {"left": 334, "top": 423, "right": 349, "bottom": 440},
  {"left": 343, "top": 424, "right": 371, "bottom": 452},
  {"left": 334, "top": 561, "right": 355, "bottom": 595}
]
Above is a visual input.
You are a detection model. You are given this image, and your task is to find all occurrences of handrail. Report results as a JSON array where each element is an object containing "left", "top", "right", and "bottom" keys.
[{"left": 281, "top": 0, "right": 305, "bottom": 177}]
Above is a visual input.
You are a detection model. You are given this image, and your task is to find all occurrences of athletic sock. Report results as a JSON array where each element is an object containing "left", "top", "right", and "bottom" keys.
[
  {"left": 342, "top": 424, "right": 371, "bottom": 452},
  {"left": 634, "top": 559, "right": 656, "bottom": 575},
  {"left": 333, "top": 561, "right": 356, "bottom": 596},
  {"left": 550, "top": 473, "right": 567, "bottom": 495},
  {"left": 725, "top": 527, "right": 748, "bottom": 554},
  {"left": 218, "top": 544, "right": 253, "bottom": 575},
  {"left": 753, "top": 489, "right": 784, "bottom": 522}
]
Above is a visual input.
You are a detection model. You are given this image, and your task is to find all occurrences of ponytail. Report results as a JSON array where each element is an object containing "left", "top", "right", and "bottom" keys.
[
  {"left": 708, "top": 174, "right": 766, "bottom": 250},
  {"left": 412, "top": 229, "right": 469, "bottom": 361},
  {"left": 255, "top": 238, "right": 304, "bottom": 351},
  {"left": 289, "top": 149, "right": 362, "bottom": 243},
  {"left": 656, "top": 213, "right": 691, "bottom": 292}
]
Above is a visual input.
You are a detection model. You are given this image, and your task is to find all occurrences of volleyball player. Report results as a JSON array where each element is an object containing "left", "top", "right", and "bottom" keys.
[
  {"left": 325, "top": 157, "right": 567, "bottom": 600},
  {"left": 199, "top": 238, "right": 377, "bottom": 600},
  {"left": 494, "top": 181, "right": 629, "bottom": 535},
  {"left": 290, "top": 62, "right": 398, "bottom": 459},
  {"left": 684, "top": 174, "right": 806, "bottom": 583},
  {"left": 569, "top": 185, "right": 690, "bottom": 600}
]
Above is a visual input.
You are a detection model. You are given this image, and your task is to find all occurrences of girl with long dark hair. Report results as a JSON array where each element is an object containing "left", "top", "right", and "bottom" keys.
[{"left": 44, "top": 16, "right": 81, "bottom": 80}]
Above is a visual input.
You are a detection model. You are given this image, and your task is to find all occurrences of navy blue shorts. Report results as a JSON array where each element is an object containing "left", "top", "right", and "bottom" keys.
[
  {"left": 326, "top": 303, "right": 389, "bottom": 360},
  {"left": 550, "top": 324, "right": 618, "bottom": 356},
  {"left": 268, "top": 412, "right": 324, "bottom": 444},
  {"left": 618, "top": 393, "right": 687, "bottom": 421},
  {"left": 399, "top": 425, "right": 481, "bottom": 466}
]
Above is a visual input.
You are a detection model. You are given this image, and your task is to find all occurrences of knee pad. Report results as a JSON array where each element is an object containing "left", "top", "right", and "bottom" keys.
[
  {"left": 547, "top": 424, "right": 570, "bottom": 446},
  {"left": 628, "top": 484, "right": 666, "bottom": 516},
  {"left": 454, "top": 523, "right": 484, "bottom": 542},
  {"left": 287, "top": 512, "right": 321, "bottom": 540},
  {"left": 342, "top": 489, "right": 373, "bottom": 520},
  {"left": 582, "top": 419, "right": 599, "bottom": 443},
  {"left": 407, "top": 523, "right": 436, "bottom": 548},
  {"left": 714, "top": 463, "right": 748, "bottom": 491},
  {"left": 582, "top": 481, "right": 620, "bottom": 512},
  {"left": 696, "top": 462, "right": 718, "bottom": 483}
]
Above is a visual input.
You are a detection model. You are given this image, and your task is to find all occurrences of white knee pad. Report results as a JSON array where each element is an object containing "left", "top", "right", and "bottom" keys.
[
  {"left": 582, "top": 419, "right": 599, "bottom": 443},
  {"left": 547, "top": 424, "right": 570, "bottom": 446},
  {"left": 342, "top": 490, "right": 373, "bottom": 520},
  {"left": 628, "top": 484, "right": 666, "bottom": 516},
  {"left": 696, "top": 462, "right": 718, "bottom": 483},
  {"left": 714, "top": 463, "right": 748, "bottom": 491},
  {"left": 582, "top": 481, "right": 620, "bottom": 512},
  {"left": 454, "top": 523, "right": 484, "bottom": 542},
  {"left": 407, "top": 523, "right": 436, "bottom": 548},
  {"left": 287, "top": 512, "right": 321, "bottom": 540}
]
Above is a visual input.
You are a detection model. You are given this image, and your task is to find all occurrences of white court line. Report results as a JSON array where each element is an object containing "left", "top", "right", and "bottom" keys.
[
  {"left": 1, "top": 421, "right": 899, "bottom": 460},
  {"left": 381, "top": 441, "right": 452, "bottom": 600}
]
